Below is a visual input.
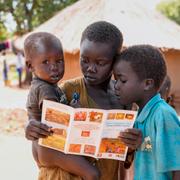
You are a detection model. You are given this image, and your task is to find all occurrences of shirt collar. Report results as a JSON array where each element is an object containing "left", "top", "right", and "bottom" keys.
[{"left": 136, "top": 93, "right": 163, "bottom": 123}]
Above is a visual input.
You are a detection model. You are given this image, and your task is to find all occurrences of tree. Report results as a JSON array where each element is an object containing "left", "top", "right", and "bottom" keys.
[
  {"left": 0, "top": 0, "right": 78, "bottom": 86},
  {"left": 0, "top": 11, "right": 10, "bottom": 41},
  {"left": 0, "top": 22, "right": 9, "bottom": 41},
  {"left": 0, "top": 0, "right": 79, "bottom": 35},
  {"left": 157, "top": 0, "right": 180, "bottom": 25}
]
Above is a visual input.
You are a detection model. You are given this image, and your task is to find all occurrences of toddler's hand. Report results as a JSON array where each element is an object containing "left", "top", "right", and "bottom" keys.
[
  {"left": 119, "top": 128, "right": 142, "bottom": 150},
  {"left": 25, "top": 119, "right": 52, "bottom": 141},
  {"left": 70, "top": 92, "right": 81, "bottom": 108},
  {"left": 70, "top": 99, "right": 81, "bottom": 108}
]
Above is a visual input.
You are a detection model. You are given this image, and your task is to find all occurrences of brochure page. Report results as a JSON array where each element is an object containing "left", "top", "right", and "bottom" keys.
[
  {"left": 65, "top": 108, "right": 105, "bottom": 158},
  {"left": 39, "top": 100, "right": 74, "bottom": 153},
  {"left": 39, "top": 100, "right": 137, "bottom": 161},
  {"left": 97, "top": 110, "right": 137, "bottom": 161}
]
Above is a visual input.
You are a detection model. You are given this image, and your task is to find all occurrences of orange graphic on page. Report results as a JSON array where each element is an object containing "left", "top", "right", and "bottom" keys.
[
  {"left": 45, "top": 108, "right": 70, "bottom": 126},
  {"left": 74, "top": 111, "right": 87, "bottom": 121},
  {"left": 69, "top": 144, "right": 81, "bottom": 153},
  {"left": 125, "top": 114, "right": 134, "bottom": 120},
  {"left": 107, "top": 113, "right": 116, "bottom": 120},
  {"left": 89, "top": 111, "right": 103, "bottom": 123},
  {"left": 81, "top": 131, "right": 90, "bottom": 137},
  {"left": 115, "top": 113, "right": 125, "bottom": 120},
  {"left": 84, "top": 145, "right": 96, "bottom": 155}
]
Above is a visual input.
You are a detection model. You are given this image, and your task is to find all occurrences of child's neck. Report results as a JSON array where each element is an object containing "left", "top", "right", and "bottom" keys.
[
  {"left": 138, "top": 91, "right": 158, "bottom": 112},
  {"left": 34, "top": 75, "right": 57, "bottom": 86}
]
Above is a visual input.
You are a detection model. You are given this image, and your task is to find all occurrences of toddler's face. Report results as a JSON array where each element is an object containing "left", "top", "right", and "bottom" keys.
[
  {"left": 113, "top": 60, "right": 144, "bottom": 106},
  {"left": 80, "top": 38, "right": 114, "bottom": 85},
  {"left": 31, "top": 49, "right": 64, "bottom": 84}
]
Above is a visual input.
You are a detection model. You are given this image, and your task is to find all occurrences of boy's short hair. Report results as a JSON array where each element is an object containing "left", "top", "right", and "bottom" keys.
[
  {"left": 24, "top": 32, "right": 62, "bottom": 61},
  {"left": 81, "top": 21, "right": 123, "bottom": 55},
  {"left": 116, "top": 44, "right": 167, "bottom": 90}
]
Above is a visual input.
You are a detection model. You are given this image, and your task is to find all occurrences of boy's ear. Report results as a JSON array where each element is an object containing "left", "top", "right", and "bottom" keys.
[
  {"left": 144, "top": 79, "right": 154, "bottom": 91},
  {"left": 26, "top": 61, "right": 34, "bottom": 72}
]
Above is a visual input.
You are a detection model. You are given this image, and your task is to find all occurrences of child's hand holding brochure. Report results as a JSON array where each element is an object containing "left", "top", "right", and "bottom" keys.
[{"left": 39, "top": 100, "right": 137, "bottom": 161}]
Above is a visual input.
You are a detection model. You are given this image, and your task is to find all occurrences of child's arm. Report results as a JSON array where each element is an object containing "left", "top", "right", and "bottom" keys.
[
  {"left": 25, "top": 120, "right": 100, "bottom": 179},
  {"left": 35, "top": 141, "right": 101, "bottom": 180},
  {"left": 173, "top": 171, "right": 180, "bottom": 180},
  {"left": 118, "top": 128, "right": 142, "bottom": 168},
  {"left": 25, "top": 119, "right": 52, "bottom": 140}
]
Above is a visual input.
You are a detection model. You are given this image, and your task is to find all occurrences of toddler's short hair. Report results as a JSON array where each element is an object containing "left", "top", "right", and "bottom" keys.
[{"left": 24, "top": 32, "right": 62, "bottom": 61}]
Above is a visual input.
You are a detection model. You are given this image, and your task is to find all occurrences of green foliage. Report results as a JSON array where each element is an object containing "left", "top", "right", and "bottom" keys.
[
  {"left": 157, "top": 0, "right": 180, "bottom": 25},
  {"left": 0, "top": 21, "right": 10, "bottom": 41},
  {"left": 0, "top": 0, "right": 79, "bottom": 36}
]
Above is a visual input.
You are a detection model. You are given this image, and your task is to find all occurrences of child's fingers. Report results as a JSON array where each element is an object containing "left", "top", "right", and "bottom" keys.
[
  {"left": 119, "top": 137, "right": 137, "bottom": 146},
  {"left": 124, "top": 128, "right": 142, "bottom": 135},
  {"left": 25, "top": 127, "right": 50, "bottom": 140},
  {"left": 119, "top": 138, "right": 139, "bottom": 149},
  {"left": 31, "top": 126, "right": 52, "bottom": 136},
  {"left": 29, "top": 119, "right": 51, "bottom": 131},
  {"left": 27, "top": 133, "right": 47, "bottom": 141},
  {"left": 119, "top": 130, "right": 142, "bottom": 149},
  {"left": 119, "top": 129, "right": 142, "bottom": 142},
  {"left": 119, "top": 132, "right": 138, "bottom": 141},
  {"left": 26, "top": 134, "right": 36, "bottom": 141},
  {"left": 25, "top": 121, "right": 52, "bottom": 141}
]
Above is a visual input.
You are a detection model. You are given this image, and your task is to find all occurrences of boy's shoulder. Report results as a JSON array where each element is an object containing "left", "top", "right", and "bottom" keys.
[
  {"left": 154, "top": 99, "right": 176, "bottom": 115},
  {"left": 151, "top": 100, "right": 180, "bottom": 126},
  {"left": 137, "top": 94, "right": 179, "bottom": 126}
]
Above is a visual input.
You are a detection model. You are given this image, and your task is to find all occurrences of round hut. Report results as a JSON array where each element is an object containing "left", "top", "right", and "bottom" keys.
[{"left": 14, "top": 0, "right": 180, "bottom": 114}]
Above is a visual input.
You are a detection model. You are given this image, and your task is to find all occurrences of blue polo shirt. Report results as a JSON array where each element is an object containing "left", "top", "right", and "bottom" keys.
[{"left": 134, "top": 93, "right": 180, "bottom": 180}]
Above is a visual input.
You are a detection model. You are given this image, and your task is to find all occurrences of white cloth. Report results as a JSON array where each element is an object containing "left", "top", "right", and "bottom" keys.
[{"left": 16, "top": 53, "right": 24, "bottom": 69}]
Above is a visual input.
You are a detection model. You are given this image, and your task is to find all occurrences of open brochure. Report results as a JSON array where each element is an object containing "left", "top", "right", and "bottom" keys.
[{"left": 39, "top": 100, "right": 137, "bottom": 161}]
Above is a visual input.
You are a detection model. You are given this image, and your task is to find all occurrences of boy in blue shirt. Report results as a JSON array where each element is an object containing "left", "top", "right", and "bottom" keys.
[{"left": 114, "top": 45, "right": 180, "bottom": 180}]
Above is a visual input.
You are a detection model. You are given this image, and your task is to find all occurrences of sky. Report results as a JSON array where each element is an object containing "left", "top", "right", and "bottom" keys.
[
  {"left": 5, "top": 13, "right": 16, "bottom": 32},
  {"left": 4, "top": 0, "right": 164, "bottom": 33}
]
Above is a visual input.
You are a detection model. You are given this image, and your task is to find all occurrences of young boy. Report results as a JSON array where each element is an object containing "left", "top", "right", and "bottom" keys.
[
  {"left": 25, "top": 32, "right": 67, "bottom": 121},
  {"left": 24, "top": 32, "right": 100, "bottom": 179},
  {"left": 25, "top": 22, "right": 142, "bottom": 180},
  {"left": 114, "top": 44, "right": 180, "bottom": 180}
]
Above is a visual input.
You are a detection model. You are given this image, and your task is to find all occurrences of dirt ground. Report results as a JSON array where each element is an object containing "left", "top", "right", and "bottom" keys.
[{"left": 0, "top": 83, "right": 38, "bottom": 180}]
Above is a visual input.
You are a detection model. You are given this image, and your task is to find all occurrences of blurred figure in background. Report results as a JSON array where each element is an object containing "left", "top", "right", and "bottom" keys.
[
  {"left": 2, "top": 51, "right": 9, "bottom": 86},
  {"left": 16, "top": 52, "right": 24, "bottom": 88},
  {"left": 159, "top": 75, "right": 176, "bottom": 109},
  {"left": 159, "top": 75, "right": 171, "bottom": 102}
]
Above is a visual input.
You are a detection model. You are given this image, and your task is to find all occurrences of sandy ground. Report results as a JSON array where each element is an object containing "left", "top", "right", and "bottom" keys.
[
  {"left": 0, "top": 135, "right": 38, "bottom": 180},
  {"left": 0, "top": 82, "right": 28, "bottom": 109},
  {"left": 0, "top": 83, "right": 38, "bottom": 180}
]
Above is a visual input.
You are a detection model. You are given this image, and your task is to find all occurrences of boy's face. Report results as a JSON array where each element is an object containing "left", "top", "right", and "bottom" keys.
[
  {"left": 28, "top": 49, "right": 64, "bottom": 84},
  {"left": 113, "top": 60, "right": 145, "bottom": 106},
  {"left": 80, "top": 38, "right": 114, "bottom": 85}
]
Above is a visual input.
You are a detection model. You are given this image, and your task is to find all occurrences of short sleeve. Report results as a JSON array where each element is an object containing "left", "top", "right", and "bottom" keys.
[
  {"left": 38, "top": 84, "right": 60, "bottom": 108},
  {"left": 154, "top": 108, "right": 180, "bottom": 172}
]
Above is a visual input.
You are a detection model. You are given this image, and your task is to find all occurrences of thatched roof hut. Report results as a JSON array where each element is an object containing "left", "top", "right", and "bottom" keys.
[{"left": 14, "top": 0, "right": 180, "bottom": 114}]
